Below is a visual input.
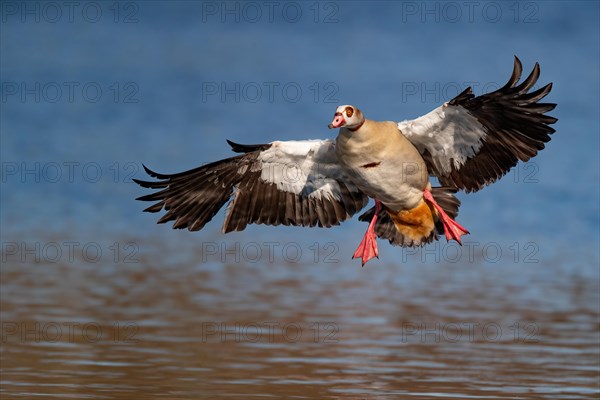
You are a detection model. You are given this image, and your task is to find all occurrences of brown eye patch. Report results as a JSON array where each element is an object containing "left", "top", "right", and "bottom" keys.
[{"left": 345, "top": 107, "right": 354, "bottom": 118}]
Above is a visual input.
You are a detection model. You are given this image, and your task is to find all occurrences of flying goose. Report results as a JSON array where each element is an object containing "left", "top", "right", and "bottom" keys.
[{"left": 134, "top": 56, "right": 556, "bottom": 265}]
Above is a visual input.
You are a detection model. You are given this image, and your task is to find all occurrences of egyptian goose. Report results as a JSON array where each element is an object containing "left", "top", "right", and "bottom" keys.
[{"left": 134, "top": 57, "right": 556, "bottom": 265}]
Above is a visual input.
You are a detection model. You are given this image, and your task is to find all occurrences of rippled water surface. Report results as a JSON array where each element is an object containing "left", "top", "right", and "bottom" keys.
[{"left": 2, "top": 235, "right": 599, "bottom": 399}]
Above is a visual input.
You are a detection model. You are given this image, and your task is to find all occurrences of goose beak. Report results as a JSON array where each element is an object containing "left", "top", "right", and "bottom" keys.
[{"left": 328, "top": 113, "right": 345, "bottom": 129}]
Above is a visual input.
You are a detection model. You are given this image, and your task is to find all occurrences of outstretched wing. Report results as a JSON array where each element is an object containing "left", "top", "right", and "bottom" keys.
[
  {"left": 398, "top": 56, "right": 557, "bottom": 192},
  {"left": 133, "top": 139, "right": 369, "bottom": 233}
]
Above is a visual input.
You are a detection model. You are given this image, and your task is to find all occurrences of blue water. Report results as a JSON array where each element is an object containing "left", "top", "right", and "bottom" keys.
[{"left": 1, "top": 1, "right": 598, "bottom": 263}]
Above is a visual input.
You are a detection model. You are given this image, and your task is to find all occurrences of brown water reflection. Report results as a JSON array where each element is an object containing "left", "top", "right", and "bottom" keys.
[{"left": 1, "top": 235, "right": 599, "bottom": 399}]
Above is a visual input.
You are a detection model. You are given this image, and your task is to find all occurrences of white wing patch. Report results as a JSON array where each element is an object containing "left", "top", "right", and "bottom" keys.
[
  {"left": 256, "top": 139, "right": 352, "bottom": 201},
  {"left": 398, "top": 104, "right": 487, "bottom": 174}
]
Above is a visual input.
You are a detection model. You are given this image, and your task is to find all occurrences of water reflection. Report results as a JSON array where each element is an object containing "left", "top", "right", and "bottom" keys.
[{"left": 2, "top": 235, "right": 598, "bottom": 399}]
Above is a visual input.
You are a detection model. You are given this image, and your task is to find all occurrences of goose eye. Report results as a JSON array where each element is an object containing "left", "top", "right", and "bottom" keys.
[{"left": 345, "top": 107, "right": 354, "bottom": 118}]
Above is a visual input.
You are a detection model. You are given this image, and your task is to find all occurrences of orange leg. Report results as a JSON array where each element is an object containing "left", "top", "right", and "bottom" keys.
[
  {"left": 423, "top": 189, "right": 469, "bottom": 244},
  {"left": 352, "top": 199, "right": 382, "bottom": 266}
]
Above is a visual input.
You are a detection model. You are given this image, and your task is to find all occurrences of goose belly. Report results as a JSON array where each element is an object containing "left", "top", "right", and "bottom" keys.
[{"left": 339, "top": 153, "right": 428, "bottom": 211}]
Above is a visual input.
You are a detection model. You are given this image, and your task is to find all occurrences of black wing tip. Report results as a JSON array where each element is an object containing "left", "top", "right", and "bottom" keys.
[
  {"left": 133, "top": 178, "right": 164, "bottom": 189},
  {"left": 501, "top": 55, "right": 524, "bottom": 89},
  {"left": 225, "top": 139, "right": 239, "bottom": 151},
  {"left": 543, "top": 82, "right": 555, "bottom": 102},
  {"left": 132, "top": 164, "right": 175, "bottom": 190},
  {"left": 447, "top": 57, "right": 545, "bottom": 104},
  {"left": 513, "top": 55, "right": 523, "bottom": 74},
  {"left": 226, "top": 139, "right": 272, "bottom": 154},
  {"left": 142, "top": 202, "right": 164, "bottom": 213},
  {"left": 142, "top": 163, "right": 156, "bottom": 176},
  {"left": 503, "top": 56, "right": 543, "bottom": 92},
  {"left": 141, "top": 163, "right": 174, "bottom": 179},
  {"left": 459, "top": 56, "right": 555, "bottom": 110},
  {"left": 132, "top": 164, "right": 154, "bottom": 186},
  {"left": 448, "top": 86, "right": 474, "bottom": 106},
  {"left": 136, "top": 192, "right": 160, "bottom": 201}
]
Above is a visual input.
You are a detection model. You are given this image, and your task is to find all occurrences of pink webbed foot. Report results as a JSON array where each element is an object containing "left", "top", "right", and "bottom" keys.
[
  {"left": 423, "top": 189, "right": 469, "bottom": 244},
  {"left": 352, "top": 227, "right": 379, "bottom": 266},
  {"left": 352, "top": 200, "right": 382, "bottom": 266}
]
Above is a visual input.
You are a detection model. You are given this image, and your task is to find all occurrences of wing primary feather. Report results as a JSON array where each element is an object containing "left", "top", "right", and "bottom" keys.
[
  {"left": 226, "top": 139, "right": 272, "bottom": 154},
  {"left": 513, "top": 62, "right": 540, "bottom": 94},
  {"left": 501, "top": 55, "right": 523, "bottom": 89}
]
